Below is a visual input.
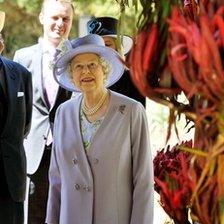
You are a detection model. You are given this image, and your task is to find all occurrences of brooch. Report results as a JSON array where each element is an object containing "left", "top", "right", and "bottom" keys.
[{"left": 118, "top": 105, "right": 126, "bottom": 114}]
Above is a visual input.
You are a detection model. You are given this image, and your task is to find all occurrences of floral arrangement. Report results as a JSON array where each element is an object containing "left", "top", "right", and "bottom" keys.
[{"left": 116, "top": 0, "right": 224, "bottom": 223}]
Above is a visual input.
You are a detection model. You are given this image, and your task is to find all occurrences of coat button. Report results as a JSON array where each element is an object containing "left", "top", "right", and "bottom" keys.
[
  {"left": 93, "top": 158, "right": 99, "bottom": 164},
  {"left": 73, "top": 158, "right": 78, "bottom": 165},
  {"left": 74, "top": 184, "right": 80, "bottom": 190},
  {"left": 83, "top": 185, "right": 91, "bottom": 192}
]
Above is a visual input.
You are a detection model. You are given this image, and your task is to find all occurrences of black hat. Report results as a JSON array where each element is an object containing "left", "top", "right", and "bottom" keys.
[{"left": 87, "top": 17, "right": 133, "bottom": 55}]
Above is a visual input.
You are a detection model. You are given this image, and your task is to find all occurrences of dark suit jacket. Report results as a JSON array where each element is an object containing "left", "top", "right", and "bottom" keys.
[
  {"left": 110, "top": 70, "right": 146, "bottom": 107},
  {"left": 0, "top": 56, "right": 32, "bottom": 202}
]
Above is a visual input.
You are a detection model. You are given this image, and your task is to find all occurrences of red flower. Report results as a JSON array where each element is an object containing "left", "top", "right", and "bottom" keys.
[{"left": 154, "top": 141, "right": 193, "bottom": 223}]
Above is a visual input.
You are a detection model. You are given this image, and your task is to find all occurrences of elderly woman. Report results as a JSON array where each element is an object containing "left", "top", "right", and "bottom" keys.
[{"left": 45, "top": 34, "right": 154, "bottom": 224}]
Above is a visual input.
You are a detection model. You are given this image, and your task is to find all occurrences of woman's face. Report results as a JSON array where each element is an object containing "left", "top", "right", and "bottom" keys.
[
  {"left": 103, "top": 36, "right": 117, "bottom": 51},
  {"left": 70, "top": 53, "right": 106, "bottom": 93}
]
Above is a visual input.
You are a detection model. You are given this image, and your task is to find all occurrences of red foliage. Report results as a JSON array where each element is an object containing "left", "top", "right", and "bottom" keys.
[
  {"left": 154, "top": 141, "right": 193, "bottom": 224},
  {"left": 129, "top": 0, "right": 224, "bottom": 223}
]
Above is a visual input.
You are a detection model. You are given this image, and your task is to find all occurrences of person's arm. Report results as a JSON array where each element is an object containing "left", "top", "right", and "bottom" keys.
[
  {"left": 130, "top": 102, "right": 154, "bottom": 224},
  {"left": 45, "top": 109, "right": 61, "bottom": 224}
]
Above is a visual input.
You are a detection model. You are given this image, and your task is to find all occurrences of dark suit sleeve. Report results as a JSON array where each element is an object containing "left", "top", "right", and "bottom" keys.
[{"left": 23, "top": 69, "right": 32, "bottom": 138}]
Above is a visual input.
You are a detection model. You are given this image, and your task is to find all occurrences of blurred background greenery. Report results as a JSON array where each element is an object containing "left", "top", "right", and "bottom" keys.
[{"left": 0, "top": 0, "right": 138, "bottom": 58}]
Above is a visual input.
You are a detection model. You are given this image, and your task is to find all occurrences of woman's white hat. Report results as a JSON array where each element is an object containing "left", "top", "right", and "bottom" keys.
[{"left": 53, "top": 34, "right": 125, "bottom": 92}]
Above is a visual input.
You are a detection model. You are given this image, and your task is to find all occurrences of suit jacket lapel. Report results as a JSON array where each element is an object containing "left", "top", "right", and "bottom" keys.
[
  {"left": 32, "top": 43, "right": 50, "bottom": 110},
  {"left": 1, "top": 57, "right": 19, "bottom": 133},
  {"left": 0, "top": 64, "right": 6, "bottom": 97}
]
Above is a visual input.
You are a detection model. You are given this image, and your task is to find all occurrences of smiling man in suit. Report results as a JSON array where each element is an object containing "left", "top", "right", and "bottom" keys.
[
  {"left": 0, "top": 11, "right": 33, "bottom": 224},
  {"left": 13, "top": 0, "right": 74, "bottom": 223}
]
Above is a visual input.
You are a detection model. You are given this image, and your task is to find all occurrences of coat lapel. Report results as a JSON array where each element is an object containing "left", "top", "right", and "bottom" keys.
[
  {"left": 0, "top": 65, "right": 6, "bottom": 97},
  {"left": 32, "top": 43, "right": 50, "bottom": 110},
  {"left": 74, "top": 95, "right": 94, "bottom": 181},
  {"left": 1, "top": 57, "right": 19, "bottom": 134},
  {"left": 87, "top": 91, "right": 117, "bottom": 151},
  {"left": 50, "top": 86, "right": 66, "bottom": 112}
]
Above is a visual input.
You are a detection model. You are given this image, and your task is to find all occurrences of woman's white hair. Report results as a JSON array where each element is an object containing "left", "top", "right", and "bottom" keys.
[{"left": 98, "top": 56, "right": 111, "bottom": 79}]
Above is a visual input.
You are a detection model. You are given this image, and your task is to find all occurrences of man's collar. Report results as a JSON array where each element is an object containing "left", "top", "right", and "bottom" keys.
[
  {"left": 39, "top": 37, "right": 68, "bottom": 55},
  {"left": 41, "top": 39, "right": 56, "bottom": 55}
]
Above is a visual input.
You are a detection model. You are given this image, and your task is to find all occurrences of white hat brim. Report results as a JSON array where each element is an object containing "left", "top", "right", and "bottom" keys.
[{"left": 103, "top": 34, "right": 133, "bottom": 55}]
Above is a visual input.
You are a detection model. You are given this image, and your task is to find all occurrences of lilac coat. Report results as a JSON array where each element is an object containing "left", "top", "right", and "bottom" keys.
[{"left": 46, "top": 91, "right": 154, "bottom": 224}]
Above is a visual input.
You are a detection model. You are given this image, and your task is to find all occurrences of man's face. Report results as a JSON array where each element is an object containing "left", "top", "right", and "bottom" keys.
[{"left": 39, "top": 0, "right": 73, "bottom": 46}]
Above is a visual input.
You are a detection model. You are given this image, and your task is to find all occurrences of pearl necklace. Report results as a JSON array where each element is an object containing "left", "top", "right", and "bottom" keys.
[{"left": 82, "top": 91, "right": 108, "bottom": 116}]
